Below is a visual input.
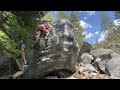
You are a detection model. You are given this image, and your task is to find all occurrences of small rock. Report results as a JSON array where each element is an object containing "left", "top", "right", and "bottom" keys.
[
  {"left": 45, "top": 76, "right": 58, "bottom": 79},
  {"left": 83, "top": 64, "right": 96, "bottom": 72},
  {"left": 96, "top": 73, "right": 111, "bottom": 79},
  {"left": 81, "top": 53, "right": 94, "bottom": 64},
  {"left": 111, "top": 75, "right": 120, "bottom": 79},
  {"left": 95, "top": 58, "right": 102, "bottom": 62},
  {"left": 66, "top": 76, "right": 77, "bottom": 79},
  {"left": 79, "top": 67, "right": 84, "bottom": 73}
]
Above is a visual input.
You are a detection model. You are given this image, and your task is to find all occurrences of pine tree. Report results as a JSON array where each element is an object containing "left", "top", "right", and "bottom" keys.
[
  {"left": 69, "top": 11, "right": 85, "bottom": 48},
  {"left": 96, "top": 11, "right": 120, "bottom": 48},
  {"left": 100, "top": 11, "right": 113, "bottom": 31},
  {"left": 56, "top": 11, "right": 68, "bottom": 20},
  {"left": 114, "top": 11, "right": 120, "bottom": 19},
  {"left": 69, "top": 11, "right": 79, "bottom": 24},
  {"left": 42, "top": 12, "right": 54, "bottom": 21},
  {"left": 0, "top": 11, "right": 47, "bottom": 57}
]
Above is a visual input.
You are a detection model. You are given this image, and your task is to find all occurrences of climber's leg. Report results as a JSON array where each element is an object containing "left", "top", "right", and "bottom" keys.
[
  {"left": 41, "top": 28, "right": 49, "bottom": 39},
  {"left": 39, "top": 38, "right": 41, "bottom": 49},
  {"left": 9, "top": 57, "right": 24, "bottom": 79},
  {"left": 45, "top": 31, "right": 49, "bottom": 39},
  {"left": 10, "top": 71, "right": 23, "bottom": 79},
  {"left": 45, "top": 38, "right": 48, "bottom": 47},
  {"left": 35, "top": 31, "right": 41, "bottom": 44}
]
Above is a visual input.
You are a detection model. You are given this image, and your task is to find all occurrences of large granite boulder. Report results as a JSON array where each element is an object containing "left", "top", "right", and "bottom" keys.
[
  {"left": 106, "top": 58, "right": 120, "bottom": 78},
  {"left": 23, "top": 19, "right": 78, "bottom": 79}
]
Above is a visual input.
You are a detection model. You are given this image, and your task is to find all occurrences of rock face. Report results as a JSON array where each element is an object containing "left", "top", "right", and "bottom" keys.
[
  {"left": 106, "top": 58, "right": 120, "bottom": 78},
  {"left": 80, "top": 53, "right": 94, "bottom": 64},
  {"left": 79, "top": 42, "right": 92, "bottom": 57},
  {"left": 24, "top": 19, "right": 78, "bottom": 79},
  {"left": 110, "top": 52, "right": 120, "bottom": 58},
  {"left": 108, "top": 44, "right": 120, "bottom": 55},
  {"left": 98, "top": 61, "right": 108, "bottom": 74},
  {"left": 90, "top": 48, "right": 113, "bottom": 61},
  {"left": 0, "top": 55, "right": 9, "bottom": 79},
  {"left": 1, "top": 19, "right": 120, "bottom": 79},
  {"left": 71, "top": 63, "right": 110, "bottom": 79},
  {"left": 78, "top": 42, "right": 93, "bottom": 64},
  {"left": 78, "top": 46, "right": 120, "bottom": 79}
]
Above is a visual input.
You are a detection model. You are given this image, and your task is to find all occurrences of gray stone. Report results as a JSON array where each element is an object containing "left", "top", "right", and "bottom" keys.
[
  {"left": 45, "top": 76, "right": 58, "bottom": 79},
  {"left": 110, "top": 52, "right": 120, "bottom": 58},
  {"left": 92, "top": 61, "right": 99, "bottom": 70},
  {"left": 108, "top": 44, "right": 120, "bottom": 55},
  {"left": 83, "top": 64, "right": 96, "bottom": 72},
  {"left": 111, "top": 75, "right": 120, "bottom": 79},
  {"left": 98, "top": 61, "right": 108, "bottom": 74},
  {"left": 88, "top": 75, "right": 97, "bottom": 79},
  {"left": 106, "top": 58, "right": 120, "bottom": 78},
  {"left": 23, "top": 19, "right": 78, "bottom": 79},
  {"left": 95, "top": 58, "right": 102, "bottom": 62},
  {"left": 91, "top": 58, "right": 102, "bottom": 70},
  {"left": 90, "top": 48, "right": 113, "bottom": 61},
  {"left": 78, "top": 42, "right": 92, "bottom": 57},
  {"left": 80, "top": 53, "right": 94, "bottom": 64}
]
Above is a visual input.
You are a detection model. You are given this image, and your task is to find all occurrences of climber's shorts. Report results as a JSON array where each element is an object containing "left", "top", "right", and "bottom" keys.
[
  {"left": 16, "top": 58, "right": 24, "bottom": 72},
  {"left": 10, "top": 58, "right": 22, "bottom": 72},
  {"left": 38, "top": 25, "right": 49, "bottom": 33},
  {"left": 38, "top": 25, "right": 44, "bottom": 30}
]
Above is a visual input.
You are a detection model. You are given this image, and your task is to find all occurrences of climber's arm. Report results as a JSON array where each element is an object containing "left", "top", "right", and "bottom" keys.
[
  {"left": 21, "top": 48, "right": 26, "bottom": 61},
  {"left": 21, "top": 44, "right": 27, "bottom": 64}
]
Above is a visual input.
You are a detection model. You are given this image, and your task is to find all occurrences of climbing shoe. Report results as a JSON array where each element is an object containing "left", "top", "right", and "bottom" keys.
[
  {"left": 45, "top": 36, "right": 48, "bottom": 39},
  {"left": 23, "top": 64, "right": 29, "bottom": 68},
  {"left": 34, "top": 42, "right": 39, "bottom": 49},
  {"left": 45, "top": 38, "right": 49, "bottom": 47},
  {"left": 9, "top": 75, "right": 14, "bottom": 79}
]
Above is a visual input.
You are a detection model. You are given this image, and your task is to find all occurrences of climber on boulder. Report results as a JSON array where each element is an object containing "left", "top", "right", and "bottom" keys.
[{"left": 35, "top": 22, "right": 51, "bottom": 44}]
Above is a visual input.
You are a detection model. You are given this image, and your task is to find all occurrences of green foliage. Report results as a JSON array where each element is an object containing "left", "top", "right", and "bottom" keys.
[
  {"left": 1, "top": 12, "right": 30, "bottom": 45},
  {"left": 69, "top": 11, "right": 85, "bottom": 48},
  {"left": 0, "top": 31, "right": 20, "bottom": 57},
  {"left": 103, "top": 11, "right": 120, "bottom": 47},
  {"left": 100, "top": 11, "right": 113, "bottom": 31},
  {"left": 114, "top": 11, "right": 120, "bottom": 19},
  {"left": 0, "top": 11, "right": 47, "bottom": 57},
  {"left": 69, "top": 11, "right": 79, "bottom": 24},
  {"left": 57, "top": 11, "right": 68, "bottom": 19},
  {"left": 42, "top": 13, "right": 54, "bottom": 21},
  {"left": 95, "top": 12, "right": 116, "bottom": 49},
  {"left": 107, "top": 28, "right": 120, "bottom": 44},
  {"left": 10, "top": 11, "right": 47, "bottom": 28},
  {"left": 110, "top": 11, "right": 120, "bottom": 45},
  {"left": 95, "top": 30, "right": 119, "bottom": 49}
]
